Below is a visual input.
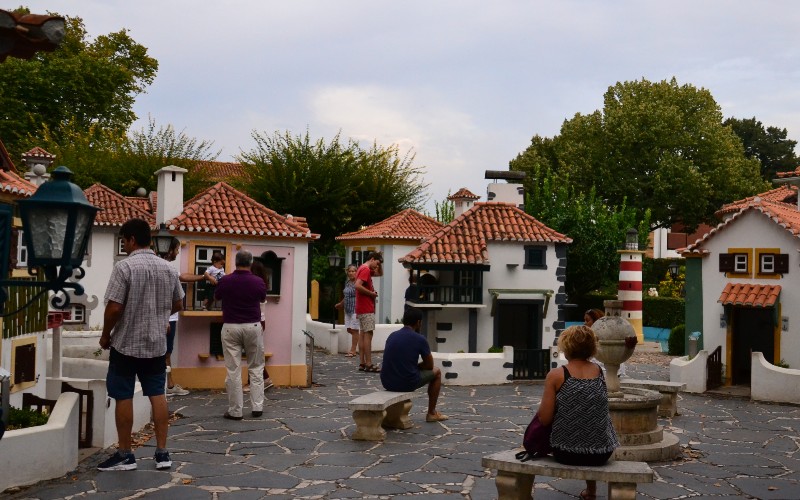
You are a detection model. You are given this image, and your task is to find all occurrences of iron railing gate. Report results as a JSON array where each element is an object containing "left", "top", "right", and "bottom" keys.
[
  {"left": 707, "top": 345, "right": 722, "bottom": 390},
  {"left": 513, "top": 349, "right": 550, "bottom": 380}
]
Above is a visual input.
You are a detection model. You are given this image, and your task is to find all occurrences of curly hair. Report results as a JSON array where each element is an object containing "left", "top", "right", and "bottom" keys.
[{"left": 558, "top": 325, "right": 598, "bottom": 361}]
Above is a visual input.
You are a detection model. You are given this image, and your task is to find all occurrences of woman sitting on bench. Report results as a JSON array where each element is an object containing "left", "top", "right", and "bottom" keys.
[{"left": 538, "top": 325, "right": 620, "bottom": 500}]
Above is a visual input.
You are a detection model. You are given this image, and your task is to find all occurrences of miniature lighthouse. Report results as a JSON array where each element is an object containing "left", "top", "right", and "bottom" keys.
[{"left": 618, "top": 228, "right": 645, "bottom": 342}]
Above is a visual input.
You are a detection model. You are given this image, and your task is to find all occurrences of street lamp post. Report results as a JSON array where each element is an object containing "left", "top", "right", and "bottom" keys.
[
  {"left": 0, "top": 166, "right": 99, "bottom": 312},
  {"left": 328, "top": 252, "right": 343, "bottom": 328}
]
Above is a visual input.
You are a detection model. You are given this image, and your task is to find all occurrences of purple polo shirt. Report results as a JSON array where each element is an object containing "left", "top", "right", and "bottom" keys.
[{"left": 215, "top": 269, "right": 267, "bottom": 323}]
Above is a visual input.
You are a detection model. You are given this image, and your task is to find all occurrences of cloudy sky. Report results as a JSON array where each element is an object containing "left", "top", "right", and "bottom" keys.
[{"left": 23, "top": 1, "right": 800, "bottom": 212}]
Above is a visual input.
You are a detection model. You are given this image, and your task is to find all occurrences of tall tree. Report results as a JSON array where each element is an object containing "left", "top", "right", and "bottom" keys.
[
  {"left": 513, "top": 78, "right": 768, "bottom": 232},
  {"left": 237, "top": 130, "right": 428, "bottom": 248},
  {"left": 0, "top": 12, "right": 158, "bottom": 158},
  {"left": 31, "top": 117, "right": 219, "bottom": 195},
  {"left": 522, "top": 163, "right": 650, "bottom": 297},
  {"left": 724, "top": 116, "right": 798, "bottom": 181}
]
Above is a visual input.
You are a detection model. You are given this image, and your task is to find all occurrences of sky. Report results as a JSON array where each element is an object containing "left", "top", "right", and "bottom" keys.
[{"left": 21, "top": 1, "right": 800, "bottom": 212}]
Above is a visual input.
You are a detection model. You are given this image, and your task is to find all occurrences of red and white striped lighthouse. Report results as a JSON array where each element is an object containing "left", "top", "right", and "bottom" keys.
[{"left": 618, "top": 228, "right": 645, "bottom": 342}]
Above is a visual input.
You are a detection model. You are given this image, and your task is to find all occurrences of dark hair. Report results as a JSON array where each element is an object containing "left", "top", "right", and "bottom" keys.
[
  {"left": 584, "top": 309, "right": 604, "bottom": 322},
  {"left": 169, "top": 237, "right": 180, "bottom": 252},
  {"left": 402, "top": 307, "right": 422, "bottom": 326},
  {"left": 368, "top": 251, "right": 383, "bottom": 263},
  {"left": 211, "top": 252, "right": 225, "bottom": 263},
  {"left": 120, "top": 218, "right": 151, "bottom": 247},
  {"left": 251, "top": 259, "right": 268, "bottom": 283}
]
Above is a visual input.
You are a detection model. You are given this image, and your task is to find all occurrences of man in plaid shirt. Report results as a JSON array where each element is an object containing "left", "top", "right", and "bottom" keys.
[{"left": 97, "top": 218, "right": 185, "bottom": 471}]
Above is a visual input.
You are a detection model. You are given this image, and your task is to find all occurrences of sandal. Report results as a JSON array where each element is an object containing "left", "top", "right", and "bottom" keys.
[
  {"left": 358, "top": 364, "right": 366, "bottom": 371},
  {"left": 364, "top": 364, "right": 381, "bottom": 373},
  {"left": 345, "top": 352, "right": 356, "bottom": 357},
  {"left": 579, "top": 490, "right": 597, "bottom": 500}
]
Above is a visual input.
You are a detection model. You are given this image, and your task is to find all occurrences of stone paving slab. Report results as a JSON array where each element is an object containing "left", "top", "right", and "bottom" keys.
[{"left": 5, "top": 352, "right": 800, "bottom": 499}]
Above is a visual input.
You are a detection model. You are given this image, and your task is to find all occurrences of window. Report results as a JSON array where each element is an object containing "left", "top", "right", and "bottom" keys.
[
  {"left": 63, "top": 304, "right": 86, "bottom": 324},
  {"left": 524, "top": 245, "right": 547, "bottom": 269},
  {"left": 760, "top": 254, "right": 775, "bottom": 273},
  {"left": 734, "top": 254, "right": 748, "bottom": 273},
  {"left": 193, "top": 245, "right": 226, "bottom": 309},
  {"left": 17, "top": 231, "right": 27, "bottom": 267},
  {"left": 351, "top": 249, "right": 363, "bottom": 267},
  {"left": 259, "top": 250, "right": 284, "bottom": 294},
  {"left": 117, "top": 237, "right": 127, "bottom": 255}
]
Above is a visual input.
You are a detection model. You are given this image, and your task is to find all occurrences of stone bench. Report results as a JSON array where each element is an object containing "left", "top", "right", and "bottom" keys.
[
  {"left": 482, "top": 449, "right": 653, "bottom": 500},
  {"left": 621, "top": 379, "right": 685, "bottom": 417},
  {"left": 348, "top": 390, "right": 415, "bottom": 441}
]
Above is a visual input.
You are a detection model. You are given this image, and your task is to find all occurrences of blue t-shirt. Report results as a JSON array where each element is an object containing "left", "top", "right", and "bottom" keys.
[{"left": 380, "top": 326, "right": 431, "bottom": 391}]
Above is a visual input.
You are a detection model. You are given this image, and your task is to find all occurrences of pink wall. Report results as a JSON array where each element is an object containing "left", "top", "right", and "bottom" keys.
[{"left": 175, "top": 244, "right": 297, "bottom": 369}]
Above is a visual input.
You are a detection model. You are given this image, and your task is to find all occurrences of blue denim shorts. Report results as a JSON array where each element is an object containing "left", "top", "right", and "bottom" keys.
[
  {"left": 107, "top": 348, "right": 167, "bottom": 399},
  {"left": 166, "top": 321, "right": 177, "bottom": 355}
]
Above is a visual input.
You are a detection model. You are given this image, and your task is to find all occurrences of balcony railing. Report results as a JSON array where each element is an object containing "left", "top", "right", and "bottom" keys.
[{"left": 413, "top": 284, "right": 483, "bottom": 305}]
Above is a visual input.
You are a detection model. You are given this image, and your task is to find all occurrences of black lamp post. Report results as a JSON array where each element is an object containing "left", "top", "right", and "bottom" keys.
[
  {"left": 668, "top": 261, "right": 680, "bottom": 280},
  {"left": 327, "top": 252, "right": 343, "bottom": 328},
  {"left": 0, "top": 166, "right": 99, "bottom": 311},
  {"left": 152, "top": 223, "right": 174, "bottom": 257}
]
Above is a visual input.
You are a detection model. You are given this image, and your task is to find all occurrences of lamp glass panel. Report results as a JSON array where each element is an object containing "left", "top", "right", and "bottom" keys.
[
  {"left": 28, "top": 208, "right": 68, "bottom": 260},
  {"left": 70, "top": 208, "right": 93, "bottom": 261}
]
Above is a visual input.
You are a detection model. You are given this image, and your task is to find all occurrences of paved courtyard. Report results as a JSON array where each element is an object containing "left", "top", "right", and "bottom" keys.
[{"left": 6, "top": 351, "right": 800, "bottom": 499}]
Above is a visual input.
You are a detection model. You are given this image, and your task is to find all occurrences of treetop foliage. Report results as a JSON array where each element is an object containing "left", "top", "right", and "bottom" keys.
[
  {"left": 236, "top": 130, "right": 428, "bottom": 248},
  {"left": 512, "top": 78, "right": 769, "bottom": 232},
  {"left": 723, "top": 116, "right": 798, "bottom": 181}
]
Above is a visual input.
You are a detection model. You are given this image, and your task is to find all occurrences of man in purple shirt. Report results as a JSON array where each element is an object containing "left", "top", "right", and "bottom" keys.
[{"left": 215, "top": 250, "right": 267, "bottom": 419}]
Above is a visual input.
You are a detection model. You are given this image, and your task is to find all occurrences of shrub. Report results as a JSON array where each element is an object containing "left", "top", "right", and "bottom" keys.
[
  {"left": 668, "top": 324, "right": 686, "bottom": 355},
  {"left": 7, "top": 406, "right": 49, "bottom": 431},
  {"left": 488, "top": 346, "right": 503, "bottom": 353}
]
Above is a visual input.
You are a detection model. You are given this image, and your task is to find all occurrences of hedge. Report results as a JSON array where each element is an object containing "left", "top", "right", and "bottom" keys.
[{"left": 570, "top": 294, "right": 684, "bottom": 330}]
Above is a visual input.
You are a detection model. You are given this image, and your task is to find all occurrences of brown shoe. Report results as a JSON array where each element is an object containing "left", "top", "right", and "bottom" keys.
[
  {"left": 426, "top": 412, "right": 449, "bottom": 422},
  {"left": 223, "top": 412, "right": 243, "bottom": 421}
]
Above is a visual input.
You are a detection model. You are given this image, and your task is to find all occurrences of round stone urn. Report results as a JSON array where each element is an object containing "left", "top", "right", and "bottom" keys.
[{"left": 592, "top": 316, "right": 681, "bottom": 462}]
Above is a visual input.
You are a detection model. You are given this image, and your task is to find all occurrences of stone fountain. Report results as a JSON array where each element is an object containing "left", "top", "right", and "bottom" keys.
[{"left": 593, "top": 315, "right": 681, "bottom": 462}]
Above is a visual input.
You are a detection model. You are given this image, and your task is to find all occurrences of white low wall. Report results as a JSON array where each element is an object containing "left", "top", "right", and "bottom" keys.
[
  {"left": 0, "top": 392, "right": 80, "bottom": 492},
  {"left": 433, "top": 347, "right": 514, "bottom": 385},
  {"left": 305, "top": 316, "right": 395, "bottom": 354},
  {"left": 669, "top": 350, "right": 708, "bottom": 393},
  {"left": 751, "top": 352, "right": 800, "bottom": 404}
]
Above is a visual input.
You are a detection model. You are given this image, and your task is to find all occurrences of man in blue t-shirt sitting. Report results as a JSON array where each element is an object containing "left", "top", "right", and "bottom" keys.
[{"left": 380, "top": 307, "right": 448, "bottom": 422}]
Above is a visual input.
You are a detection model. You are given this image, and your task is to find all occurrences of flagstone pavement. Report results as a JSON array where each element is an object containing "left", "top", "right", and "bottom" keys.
[{"left": 6, "top": 351, "right": 800, "bottom": 499}]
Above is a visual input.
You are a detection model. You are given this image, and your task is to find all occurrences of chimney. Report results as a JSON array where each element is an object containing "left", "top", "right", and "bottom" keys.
[
  {"left": 448, "top": 188, "right": 480, "bottom": 218},
  {"left": 155, "top": 165, "right": 187, "bottom": 225},
  {"left": 485, "top": 170, "right": 526, "bottom": 209},
  {"left": 21, "top": 147, "right": 55, "bottom": 187}
]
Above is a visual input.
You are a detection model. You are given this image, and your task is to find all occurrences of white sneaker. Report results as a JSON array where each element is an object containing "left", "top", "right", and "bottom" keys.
[
  {"left": 265, "top": 379, "right": 274, "bottom": 390},
  {"left": 166, "top": 385, "right": 189, "bottom": 396}
]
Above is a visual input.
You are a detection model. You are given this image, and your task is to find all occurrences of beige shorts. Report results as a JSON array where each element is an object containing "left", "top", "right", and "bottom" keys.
[
  {"left": 344, "top": 312, "right": 360, "bottom": 330},
  {"left": 357, "top": 313, "right": 375, "bottom": 332}
]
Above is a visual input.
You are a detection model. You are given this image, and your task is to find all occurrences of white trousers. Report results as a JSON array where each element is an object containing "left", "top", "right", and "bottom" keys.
[{"left": 221, "top": 322, "right": 265, "bottom": 417}]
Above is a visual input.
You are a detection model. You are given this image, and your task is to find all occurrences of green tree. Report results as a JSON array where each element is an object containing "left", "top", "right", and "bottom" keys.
[
  {"left": 521, "top": 163, "right": 650, "bottom": 297},
  {"left": 236, "top": 130, "right": 428, "bottom": 250},
  {"left": 724, "top": 116, "right": 798, "bottom": 181},
  {"left": 0, "top": 12, "right": 158, "bottom": 158},
  {"left": 31, "top": 117, "right": 218, "bottom": 195},
  {"left": 514, "top": 78, "right": 768, "bottom": 232},
  {"left": 426, "top": 191, "right": 455, "bottom": 224}
]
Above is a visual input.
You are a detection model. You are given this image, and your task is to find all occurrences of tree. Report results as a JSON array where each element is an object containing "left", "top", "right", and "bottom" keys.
[
  {"left": 236, "top": 130, "right": 428, "bottom": 249},
  {"left": 522, "top": 162, "right": 650, "bottom": 297},
  {"left": 724, "top": 117, "right": 798, "bottom": 181},
  {"left": 513, "top": 78, "right": 768, "bottom": 232},
  {"left": 426, "top": 191, "right": 455, "bottom": 224},
  {"left": 31, "top": 117, "right": 219, "bottom": 195},
  {"left": 0, "top": 12, "right": 158, "bottom": 158}
]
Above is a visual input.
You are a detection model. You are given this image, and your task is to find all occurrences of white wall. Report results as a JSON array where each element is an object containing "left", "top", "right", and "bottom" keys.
[
  {"left": 750, "top": 351, "right": 800, "bottom": 404},
  {"left": 78, "top": 228, "right": 118, "bottom": 329},
  {"left": 699, "top": 211, "right": 800, "bottom": 369}
]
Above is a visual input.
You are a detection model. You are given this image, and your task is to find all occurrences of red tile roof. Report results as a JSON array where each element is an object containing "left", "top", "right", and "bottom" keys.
[
  {"left": 775, "top": 167, "right": 800, "bottom": 179},
  {"left": 448, "top": 188, "right": 480, "bottom": 201},
  {"left": 194, "top": 161, "right": 248, "bottom": 183},
  {"left": 0, "top": 170, "right": 36, "bottom": 198},
  {"left": 336, "top": 209, "right": 443, "bottom": 242},
  {"left": 718, "top": 283, "right": 781, "bottom": 307},
  {"left": 400, "top": 202, "right": 571, "bottom": 265},
  {"left": 167, "top": 182, "right": 318, "bottom": 239},
  {"left": 717, "top": 185, "right": 797, "bottom": 216},
  {"left": 21, "top": 146, "right": 54, "bottom": 159},
  {"left": 683, "top": 198, "right": 800, "bottom": 255},
  {"left": 85, "top": 183, "right": 155, "bottom": 226},
  {"left": 125, "top": 194, "right": 155, "bottom": 213}
]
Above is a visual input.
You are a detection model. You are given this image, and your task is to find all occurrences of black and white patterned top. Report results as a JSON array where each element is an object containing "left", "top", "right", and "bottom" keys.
[
  {"left": 550, "top": 365, "right": 619, "bottom": 455},
  {"left": 343, "top": 280, "right": 356, "bottom": 315}
]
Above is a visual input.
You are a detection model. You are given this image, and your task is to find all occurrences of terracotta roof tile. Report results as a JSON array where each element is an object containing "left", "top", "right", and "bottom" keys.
[
  {"left": 776, "top": 166, "right": 800, "bottom": 179},
  {"left": 85, "top": 183, "right": 155, "bottom": 227},
  {"left": 336, "top": 209, "right": 443, "bottom": 242},
  {"left": 0, "top": 170, "right": 36, "bottom": 198},
  {"left": 168, "top": 182, "right": 318, "bottom": 239},
  {"left": 718, "top": 283, "right": 781, "bottom": 307},
  {"left": 125, "top": 195, "right": 154, "bottom": 213},
  {"left": 683, "top": 198, "right": 800, "bottom": 255},
  {"left": 717, "top": 185, "right": 796, "bottom": 216},
  {"left": 21, "top": 146, "right": 54, "bottom": 159},
  {"left": 448, "top": 188, "right": 480, "bottom": 201},
  {"left": 400, "top": 202, "right": 571, "bottom": 265},
  {"left": 194, "top": 161, "right": 248, "bottom": 183}
]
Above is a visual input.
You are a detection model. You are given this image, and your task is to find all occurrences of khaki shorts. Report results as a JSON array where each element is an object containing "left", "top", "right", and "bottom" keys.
[
  {"left": 415, "top": 369, "right": 435, "bottom": 389},
  {"left": 357, "top": 313, "right": 375, "bottom": 332}
]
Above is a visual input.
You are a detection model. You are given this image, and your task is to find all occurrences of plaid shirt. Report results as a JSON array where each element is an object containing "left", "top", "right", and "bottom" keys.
[
  {"left": 343, "top": 280, "right": 356, "bottom": 315},
  {"left": 105, "top": 249, "right": 185, "bottom": 358}
]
